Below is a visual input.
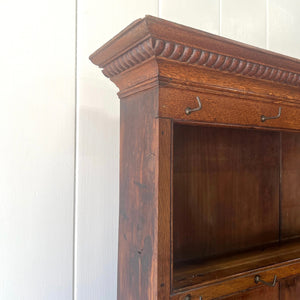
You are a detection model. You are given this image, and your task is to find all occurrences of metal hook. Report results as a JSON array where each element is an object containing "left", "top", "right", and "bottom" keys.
[
  {"left": 185, "top": 97, "right": 202, "bottom": 115},
  {"left": 261, "top": 107, "right": 282, "bottom": 122},
  {"left": 254, "top": 275, "right": 277, "bottom": 287}
]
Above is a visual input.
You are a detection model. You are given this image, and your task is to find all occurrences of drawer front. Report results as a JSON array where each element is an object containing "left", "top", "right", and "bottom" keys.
[
  {"left": 159, "top": 87, "right": 300, "bottom": 131},
  {"left": 170, "top": 261, "right": 300, "bottom": 300}
]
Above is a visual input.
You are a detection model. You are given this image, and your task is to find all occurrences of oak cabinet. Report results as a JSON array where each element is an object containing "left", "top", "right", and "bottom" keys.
[{"left": 90, "top": 16, "right": 300, "bottom": 300}]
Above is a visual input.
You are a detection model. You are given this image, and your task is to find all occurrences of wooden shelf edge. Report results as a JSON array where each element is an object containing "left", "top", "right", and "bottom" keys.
[
  {"left": 171, "top": 260, "right": 300, "bottom": 300},
  {"left": 173, "top": 239, "right": 300, "bottom": 291}
]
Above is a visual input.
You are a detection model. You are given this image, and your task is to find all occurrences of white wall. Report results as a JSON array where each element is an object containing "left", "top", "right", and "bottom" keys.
[
  {"left": 0, "top": 0, "right": 75, "bottom": 299},
  {"left": 1, "top": 0, "right": 299, "bottom": 299}
]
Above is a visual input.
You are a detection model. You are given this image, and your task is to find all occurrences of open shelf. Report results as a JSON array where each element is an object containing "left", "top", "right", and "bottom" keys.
[
  {"left": 173, "top": 238, "right": 300, "bottom": 290},
  {"left": 172, "top": 123, "right": 300, "bottom": 291}
]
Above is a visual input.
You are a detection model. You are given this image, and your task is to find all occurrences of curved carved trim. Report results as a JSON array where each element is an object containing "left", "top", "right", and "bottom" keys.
[
  {"left": 102, "top": 38, "right": 300, "bottom": 86},
  {"left": 103, "top": 39, "right": 154, "bottom": 77}
]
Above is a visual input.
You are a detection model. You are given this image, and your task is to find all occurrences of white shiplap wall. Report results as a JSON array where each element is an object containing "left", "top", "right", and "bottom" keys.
[
  {"left": 0, "top": 0, "right": 75, "bottom": 299},
  {"left": 1, "top": 0, "right": 299, "bottom": 299}
]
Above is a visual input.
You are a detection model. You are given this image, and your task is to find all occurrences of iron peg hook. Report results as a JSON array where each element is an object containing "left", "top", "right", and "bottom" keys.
[
  {"left": 261, "top": 107, "right": 282, "bottom": 122},
  {"left": 185, "top": 97, "right": 202, "bottom": 115},
  {"left": 254, "top": 275, "right": 277, "bottom": 287}
]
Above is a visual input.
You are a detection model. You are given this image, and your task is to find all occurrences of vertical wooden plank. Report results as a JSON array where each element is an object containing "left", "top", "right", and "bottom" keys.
[
  {"left": 280, "top": 276, "right": 300, "bottom": 299},
  {"left": 158, "top": 119, "right": 172, "bottom": 298},
  {"left": 281, "top": 133, "right": 300, "bottom": 240},
  {"left": 118, "top": 87, "right": 159, "bottom": 299}
]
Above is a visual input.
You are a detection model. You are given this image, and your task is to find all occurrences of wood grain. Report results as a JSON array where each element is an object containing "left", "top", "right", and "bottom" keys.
[
  {"left": 280, "top": 275, "right": 300, "bottom": 299},
  {"left": 157, "top": 118, "right": 172, "bottom": 298},
  {"left": 90, "top": 16, "right": 300, "bottom": 87},
  {"left": 159, "top": 87, "right": 300, "bottom": 132},
  {"left": 281, "top": 133, "right": 300, "bottom": 240},
  {"left": 170, "top": 261, "right": 300, "bottom": 299},
  {"left": 173, "top": 239, "right": 300, "bottom": 290},
  {"left": 173, "top": 124, "right": 280, "bottom": 263},
  {"left": 219, "top": 284, "right": 279, "bottom": 300},
  {"left": 118, "top": 87, "right": 159, "bottom": 299}
]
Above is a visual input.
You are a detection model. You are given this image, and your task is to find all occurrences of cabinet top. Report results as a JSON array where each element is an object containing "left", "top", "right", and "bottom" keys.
[{"left": 90, "top": 15, "right": 300, "bottom": 98}]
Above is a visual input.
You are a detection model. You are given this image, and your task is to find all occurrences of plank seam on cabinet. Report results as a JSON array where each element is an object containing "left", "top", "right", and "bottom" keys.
[
  {"left": 170, "top": 119, "right": 174, "bottom": 294},
  {"left": 266, "top": 0, "right": 270, "bottom": 50},
  {"left": 279, "top": 132, "right": 282, "bottom": 243},
  {"left": 73, "top": 0, "right": 78, "bottom": 298}
]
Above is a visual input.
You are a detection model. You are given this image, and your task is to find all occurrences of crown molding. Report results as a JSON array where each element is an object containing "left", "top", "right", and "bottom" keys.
[
  {"left": 101, "top": 37, "right": 300, "bottom": 87},
  {"left": 90, "top": 16, "right": 300, "bottom": 90}
]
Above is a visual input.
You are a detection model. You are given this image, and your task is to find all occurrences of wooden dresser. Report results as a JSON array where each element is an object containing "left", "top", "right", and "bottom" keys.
[{"left": 90, "top": 16, "right": 300, "bottom": 300}]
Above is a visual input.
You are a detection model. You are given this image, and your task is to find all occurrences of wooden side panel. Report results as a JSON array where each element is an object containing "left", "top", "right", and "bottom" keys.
[
  {"left": 280, "top": 276, "right": 300, "bottom": 299},
  {"left": 158, "top": 119, "right": 172, "bottom": 298},
  {"left": 281, "top": 132, "right": 300, "bottom": 240},
  {"left": 173, "top": 125, "right": 280, "bottom": 263},
  {"left": 118, "top": 88, "right": 159, "bottom": 300},
  {"left": 219, "top": 285, "right": 279, "bottom": 300}
]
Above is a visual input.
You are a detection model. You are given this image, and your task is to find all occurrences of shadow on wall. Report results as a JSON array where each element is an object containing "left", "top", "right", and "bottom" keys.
[{"left": 77, "top": 105, "right": 119, "bottom": 299}]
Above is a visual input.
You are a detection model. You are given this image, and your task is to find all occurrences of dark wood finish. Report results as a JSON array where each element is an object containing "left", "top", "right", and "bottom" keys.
[
  {"left": 173, "top": 239, "right": 300, "bottom": 290},
  {"left": 157, "top": 118, "right": 172, "bottom": 298},
  {"left": 170, "top": 262, "right": 300, "bottom": 300},
  {"left": 173, "top": 125, "right": 280, "bottom": 263},
  {"left": 118, "top": 87, "right": 160, "bottom": 299},
  {"left": 90, "top": 15, "right": 300, "bottom": 300},
  {"left": 160, "top": 87, "right": 300, "bottom": 131},
  {"left": 280, "top": 275, "right": 300, "bottom": 299},
  {"left": 281, "top": 133, "right": 300, "bottom": 240},
  {"left": 220, "top": 284, "right": 279, "bottom": 300}
]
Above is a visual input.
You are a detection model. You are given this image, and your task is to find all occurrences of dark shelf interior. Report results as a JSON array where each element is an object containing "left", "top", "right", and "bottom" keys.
[{"left": 172, "top": 124, "right": 300, "bottom": 290}]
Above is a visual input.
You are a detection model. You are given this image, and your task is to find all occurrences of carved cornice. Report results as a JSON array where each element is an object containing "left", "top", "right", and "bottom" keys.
[
  {"left": 102, "top": 38, "right": 300, "bottom": 87},
  {"left": 103, "top": 39, "right": 154, "bottom": 77}
]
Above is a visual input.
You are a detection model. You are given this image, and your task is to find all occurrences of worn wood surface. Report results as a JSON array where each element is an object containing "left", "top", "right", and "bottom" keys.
[
  {"left": 157, "top": 118, "right": 172, "bottom": 298},
  {"left": 118, "top": 87, "right": 159, "bottom": 299}
]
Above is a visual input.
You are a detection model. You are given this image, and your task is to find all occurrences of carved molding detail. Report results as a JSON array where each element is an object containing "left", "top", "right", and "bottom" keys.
[
  {"left": 103, "top": 39, "right": 154, "bottom": 77},
  {"left": 102, "top": 38, "right": 300, "bottom": 86}
]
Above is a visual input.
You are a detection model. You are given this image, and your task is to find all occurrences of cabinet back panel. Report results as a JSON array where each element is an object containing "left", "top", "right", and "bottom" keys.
[
  {"left": 282, "top": 133, "right": 300, "bottom": 240},
  {"left": 173, "top": 125, "right": 280, "bottom": 263}
]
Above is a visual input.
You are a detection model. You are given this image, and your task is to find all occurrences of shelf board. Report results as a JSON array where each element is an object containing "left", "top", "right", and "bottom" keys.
[{"left": 173, "top": 239, "right": 300, "bottom": 290}]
